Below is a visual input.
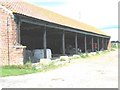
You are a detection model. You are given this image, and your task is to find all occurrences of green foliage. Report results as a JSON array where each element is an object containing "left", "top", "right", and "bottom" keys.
[
  {"left": 68, "top": 57, "right": 74, "bottom": 60},
  {"left": 0, "top": 65, "right": 38, "bottom": 77},
  {"left": 1, "top": 49, "right": 115, "bottom": 77},
  {"left": 110, "top": 48, "right": 116, "bottom": 51},
  {"left": 72, "top": 55, "right": 81, "bottom": 59},
  {"left": 59, "top": 56, "right": 69, "bottom": 61},
  {"left": 111, "top": 43, "right": 120, "bottom": 49},
  {"left": 118, "top": 43, "right": 120, "bottom": 48},
  {"left": 1, "top": 61, "right": 64, "bottom": 77},
  {"left": 80, "top": 53, "right": 85, "bottom": 58},
  {"left": 2, "top": 64, "right": 32, "bottom": 69},
  {"left": 85, "top": 53, "right": 89, "bottom": 57},
  {"left": 96, "top": 51, "right": 100, "bottom": 55},
  {"left": 80, "top": 53, "right": 89, "bottom": 58}
]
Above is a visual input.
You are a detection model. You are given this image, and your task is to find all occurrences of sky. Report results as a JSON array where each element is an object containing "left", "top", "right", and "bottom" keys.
[{"left": 26, "top": 0, "right": 119, "bottom": 41}]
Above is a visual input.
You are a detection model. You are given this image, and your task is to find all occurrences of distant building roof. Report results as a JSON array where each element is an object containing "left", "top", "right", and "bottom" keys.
[
  {"left": 0, "top": 0, "right": 109, "bottom": 36},
  {"left": 111, "top": 41, "right": 120, "bottom": 43}
]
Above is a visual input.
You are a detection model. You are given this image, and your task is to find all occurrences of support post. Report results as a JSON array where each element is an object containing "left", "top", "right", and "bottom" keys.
[
  {"left": 107, "top": 38, "right": 111, "bottom": 50},
  {"left": 43, "top": 26, "right": 47, "bottom": 58},
  {"left": 85, "top": 35, "right": 87, "bottom": 53},
  {"left": 62, "top": 31, "right": 65, "bottom": 55},
  {"left": 106, "top": 38, "right": 108, "bottom": 50},
  {"left": 92, "top": 36, "right": 94, "bottom": 52},
  {"left": 97, "top": 37, "right": 100, "bottom": 51},
  {"left": 16, "top": 17, "right": 21, "bottom": 44},
  {"left": 75, "top": 33, "right": 78, "bottom": 54},
  {"left": 102, "top": 38, "right": 104, "bottom": 50}
]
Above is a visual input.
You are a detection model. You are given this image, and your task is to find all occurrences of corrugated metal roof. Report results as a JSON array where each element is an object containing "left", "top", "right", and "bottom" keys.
[{"left": 0, "top": 0, "right": 109, "bottom": 36}]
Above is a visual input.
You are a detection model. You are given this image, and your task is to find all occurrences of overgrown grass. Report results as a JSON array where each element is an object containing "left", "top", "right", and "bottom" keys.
[
  {"left": 0, "top": 61, "right": 65, "bottom": 77},
  {"left": 0, "top": 64, "right": 38, "bottom": 77},
  {"left": 79, "top": 53, "right": 89, "bottom": 58},
  {"left": 0, "top": 49, "right": 116, "bottom": 77}
]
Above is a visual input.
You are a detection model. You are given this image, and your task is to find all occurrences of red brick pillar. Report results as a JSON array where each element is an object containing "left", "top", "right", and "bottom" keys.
[
  {"left": 0, "top": 5, "right": 26, "bottom": 66},
  {"left": 107, "top": 39, "right": 111, "bottom": 50},
  {"left": 11, "top": 46, "right": 26, "bottom": 65},
  {"left": 0, "top": 6, "right": 10, "bottom": 66}
]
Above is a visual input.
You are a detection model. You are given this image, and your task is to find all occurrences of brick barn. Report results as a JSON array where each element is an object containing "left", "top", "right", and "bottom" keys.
[{"left": 0, "top": 0, "right": 110, "bottom": 66}]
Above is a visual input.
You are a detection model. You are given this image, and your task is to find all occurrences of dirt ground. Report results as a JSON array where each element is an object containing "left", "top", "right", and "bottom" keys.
[{"left": 0, "top": 50, "right": 118, "bottom": 88}]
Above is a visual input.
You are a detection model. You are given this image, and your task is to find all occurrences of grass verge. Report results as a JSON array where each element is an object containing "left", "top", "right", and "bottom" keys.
[
  {"left": 0, "top": 49, "right": 117, "bottom": 77},
  {"left": 0, "top": 64, "right": 38, "bottom": 77},
  {"left": 0, "top": 62, "right": 65, "bottom": 77}
]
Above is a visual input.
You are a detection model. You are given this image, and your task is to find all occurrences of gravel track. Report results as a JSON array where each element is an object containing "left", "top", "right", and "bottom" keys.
[{"left": 0, "top": 50, "right": 118, "bottom": 88}]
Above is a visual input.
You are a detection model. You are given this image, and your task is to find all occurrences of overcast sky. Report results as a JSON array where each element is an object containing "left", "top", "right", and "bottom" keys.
[{"left": 26, "top": 0, "right": 118, "bottom": 41}]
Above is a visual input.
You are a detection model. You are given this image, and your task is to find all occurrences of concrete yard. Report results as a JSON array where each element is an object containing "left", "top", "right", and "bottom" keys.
[{"left": 0, "top": 50, "right": 118, "bottom": 88}]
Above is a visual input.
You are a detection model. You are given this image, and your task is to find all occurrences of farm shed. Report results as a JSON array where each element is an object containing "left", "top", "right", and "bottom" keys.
[{"left": 0, "top": 0, "right": 110, "bottom": 66}]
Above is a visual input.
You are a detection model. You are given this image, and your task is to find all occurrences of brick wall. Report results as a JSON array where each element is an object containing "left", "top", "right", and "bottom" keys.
[
  {"left": 107, "top": 39, "right": 111, "bottom": 50},
  {"left": 0, "top": 6, "right": 9, "bottom": 66},
  {"left": 0, "top": 5, "right": 25, "bottom": 66}
]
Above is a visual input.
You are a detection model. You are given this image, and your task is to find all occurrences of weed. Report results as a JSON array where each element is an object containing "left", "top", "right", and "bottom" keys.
[
  {"left": 80, "top": 53, "right": 86, "bottom": 58},
  {"left": 96, "top": 51, "right": 100, "bottom": 55},
  {"left": 60, "top": 56, "right": 69, "bottom": 61},
  {"left": 72, "top": 55, "right": 80, "bottom": 59},
  {"left": 111, "top": 48, "right": 116, "bottom": 51}
]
